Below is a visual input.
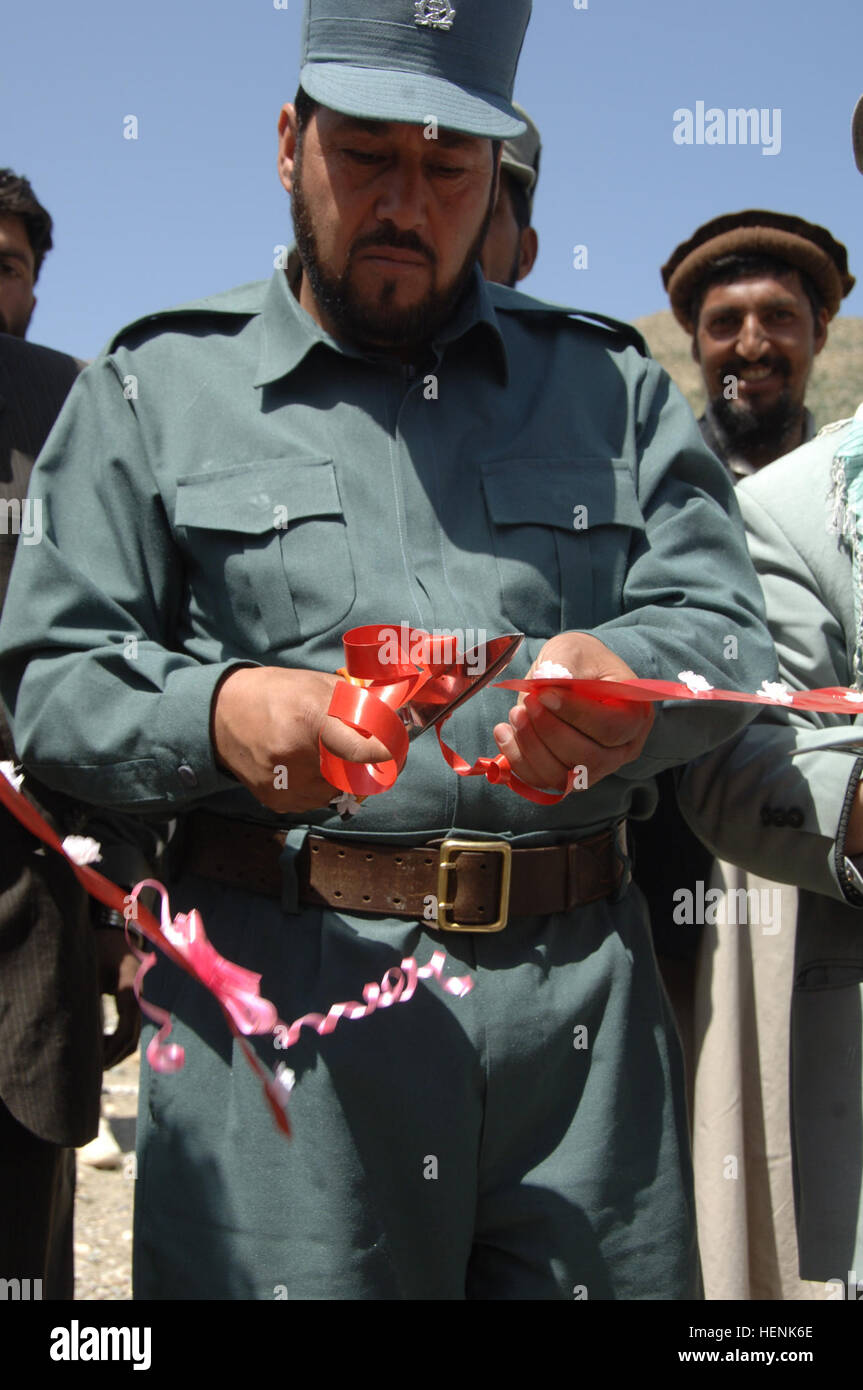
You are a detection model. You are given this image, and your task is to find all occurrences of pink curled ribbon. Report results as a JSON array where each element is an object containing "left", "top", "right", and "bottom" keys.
[
  {"left": 123, "top": 879, "right": 281, "bottom": 1091},
  {"left": 0, "top": 770, "right": 475, "bottom": 1137},
  {"left": 0, "top": 769, "right": 294, "bottom": 1134},
  {"left": 323, "top": 627, "right": 863, "bottom": 805},
  {"left": 273, "top": 950, "right": 472, "bottom": 1052}
]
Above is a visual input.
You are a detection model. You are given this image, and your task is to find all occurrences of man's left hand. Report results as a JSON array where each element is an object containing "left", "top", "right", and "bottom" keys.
[
  {"left": 97, "top": 930, "right": 141, "bottom": 1069},
  {"left": 493, "top": 632, "right": 654, "bottom": 793}
]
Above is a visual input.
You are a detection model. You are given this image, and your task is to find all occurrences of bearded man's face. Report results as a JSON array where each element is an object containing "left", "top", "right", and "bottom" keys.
[
  {"left": 285, "top": 105, "right": 498, "bottom": 353},
  {"left": 694, "top": 270, "right": 828, "bottom": 456}
]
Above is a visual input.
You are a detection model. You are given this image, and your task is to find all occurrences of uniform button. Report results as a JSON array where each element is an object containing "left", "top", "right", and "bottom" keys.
[
  {"left": 772, "top": 809, "right": 787, "bottom": 828},
  {"left": 178, "top": 764, "right": 198, "bottom": 788},
  {"left": 787, "top": 808, "right": 804, "bottom": 829}
]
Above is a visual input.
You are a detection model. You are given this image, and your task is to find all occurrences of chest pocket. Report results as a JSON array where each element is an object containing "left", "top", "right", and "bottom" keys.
[
  {"left": 174, "top": 456, "right": 355, "bottom": 654},
  {"left": 480, "top": 457, "right": 645, "bottom": 637}
]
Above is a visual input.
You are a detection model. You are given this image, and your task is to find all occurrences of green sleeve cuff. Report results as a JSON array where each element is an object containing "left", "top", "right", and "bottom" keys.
[
  {"left": 681, "top": 732, "right": 863, "bottom": 901},
  {"left": 571, "top": 626, "right": 770, "bottom": 775},
  {"left": 152, "top": 659, "right": 259, "bottom": 806}
]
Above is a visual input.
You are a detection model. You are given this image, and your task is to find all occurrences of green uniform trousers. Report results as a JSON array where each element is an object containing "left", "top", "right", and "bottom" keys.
[{"left": 133, "top": 869, "right": 700, "bottom": 1301}]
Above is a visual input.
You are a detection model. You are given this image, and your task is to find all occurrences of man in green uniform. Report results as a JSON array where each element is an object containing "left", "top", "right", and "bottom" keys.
[
  {"left": 0, "top": 0, "right": 775, "bottom": 1300},
  {"left": 479, "top": 103, "right": 540, "bottom": 289}
]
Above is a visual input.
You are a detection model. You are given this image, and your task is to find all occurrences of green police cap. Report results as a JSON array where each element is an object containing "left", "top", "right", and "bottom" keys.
[
  {"left": 501, "top": 103, "right": 541, "bottom": 212},
  {"left": 299, "top": 0, "right": 531, "bottom": 139}
]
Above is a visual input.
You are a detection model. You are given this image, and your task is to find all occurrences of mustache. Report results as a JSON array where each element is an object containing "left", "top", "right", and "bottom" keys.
[
  {"left": 348, "top": 225, "right": 437, "bottom": 267},
  {"left": 723, "top": 355, "right": 791, "bottom": 379}
]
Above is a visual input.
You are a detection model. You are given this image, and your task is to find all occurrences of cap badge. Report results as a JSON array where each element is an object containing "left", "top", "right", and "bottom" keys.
[{"left": 414, "top": 1, "right": 456, "bottom": 32}]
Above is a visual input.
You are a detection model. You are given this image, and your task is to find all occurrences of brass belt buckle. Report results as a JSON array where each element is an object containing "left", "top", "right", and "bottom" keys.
[{"left": 436, "top": 838, "right": 512, "bottom": 932}]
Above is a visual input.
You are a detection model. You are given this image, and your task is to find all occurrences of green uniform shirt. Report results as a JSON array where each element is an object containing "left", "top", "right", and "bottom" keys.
[{"left": 0, "top": 263, "right": 773, "bottom": 842}]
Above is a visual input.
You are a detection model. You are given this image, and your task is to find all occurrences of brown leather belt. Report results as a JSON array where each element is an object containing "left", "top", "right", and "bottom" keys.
[{"left": 181, "top": 812, "right": 628, "bottom": 932}]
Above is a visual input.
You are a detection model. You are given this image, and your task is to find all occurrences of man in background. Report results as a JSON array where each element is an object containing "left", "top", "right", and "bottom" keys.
[
  {"left": 662, "top": 209, "right": 852, "bottom": 476},
  {"left": 479, "top": 102, "right": 539, "bottom": 289},
  {"left": 0, "top": 170, "right": 146, "bottom": 1299},
  {"left": 0, "top": 169, "right": 52, "bottom": 339},
  {"left": 679, "top": 104, "right": 863, "bottom": 1296},
  {"left": 643, "top": 210, "right": 854, "bottom": 1299}
]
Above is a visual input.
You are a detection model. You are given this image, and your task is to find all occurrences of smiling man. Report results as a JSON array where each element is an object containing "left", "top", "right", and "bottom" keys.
[
  {"left": 640, "top": 209, "right": 854, "bottom": 1301},
  {"left": 0, "top": 0, "right": 776, "bottom": 1301},
  {"left": 677, "top": 110, "right": 863, "bottom": 1301},
  {"left": 661, "top": 210, "right": 854, "bottom": 476}
]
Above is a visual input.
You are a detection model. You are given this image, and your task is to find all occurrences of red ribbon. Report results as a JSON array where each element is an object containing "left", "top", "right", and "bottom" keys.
[
  {"left": 496, "top": 676, "right": 863, "bottom": 714},
  {"left": 319, "top": 624, "right": 436, "bottom": 797},
  {"left": 320, "top": 623, "right": 576, "bottom": 804},
  {"left": 323, "top": 628, "right": 863, "bottom": 804}
]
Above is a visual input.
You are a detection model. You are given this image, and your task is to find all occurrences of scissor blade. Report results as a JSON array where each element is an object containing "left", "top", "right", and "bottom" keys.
[{"left": 403, "top": 634, "right": 524, "bottom": 738}]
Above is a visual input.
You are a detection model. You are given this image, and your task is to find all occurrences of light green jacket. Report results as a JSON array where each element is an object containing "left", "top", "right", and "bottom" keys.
[{"left": 680, "top": 411, "right": 863, "bottom": 1281}]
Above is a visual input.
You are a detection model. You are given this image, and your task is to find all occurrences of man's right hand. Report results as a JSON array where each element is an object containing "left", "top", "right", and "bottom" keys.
[{"left": 211, "top": 666, "right": 390, "bottom": 812}]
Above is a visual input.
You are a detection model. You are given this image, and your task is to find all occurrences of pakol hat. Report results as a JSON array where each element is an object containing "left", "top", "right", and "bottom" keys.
[
  {"left": 662, "top": 209, "right": 855, "bottom": 332},
  {"left": 299, "top": 0, "right": 531, "bottom": 139},
  {"left": 501, "top": 102, "right": 541, "bottom": 212}
]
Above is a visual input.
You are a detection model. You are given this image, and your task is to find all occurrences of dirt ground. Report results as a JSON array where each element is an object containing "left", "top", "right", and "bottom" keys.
[{"left": 73, "top": 1048, "right": 139, "bottom": 1302}]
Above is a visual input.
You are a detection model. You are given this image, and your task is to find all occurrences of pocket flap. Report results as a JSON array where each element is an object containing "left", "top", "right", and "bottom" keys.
[
  {"left": 174, "top": 457, "right": 341, "bottom": 534},
  {"left": 480, "top": 457, "right": 643, "bottom": 531}
]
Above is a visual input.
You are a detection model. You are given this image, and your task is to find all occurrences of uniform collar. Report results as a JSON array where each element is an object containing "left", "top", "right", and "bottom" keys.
[{"left": 253, "top": 248, "right": 509, "bottom": 388}]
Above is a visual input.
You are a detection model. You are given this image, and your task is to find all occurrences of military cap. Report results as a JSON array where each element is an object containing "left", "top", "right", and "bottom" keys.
[
  {"left": 299, "top": 0, "right": 531, "bottom": 139},
  {"left": 662, "top": 209, "right": 855, "bottom": 332},
  {"left": 853, "top": 94, "right": 863, "bottom": 175},
  {"left": 501, "top": 103, "right": 541, "bottom": 212}
]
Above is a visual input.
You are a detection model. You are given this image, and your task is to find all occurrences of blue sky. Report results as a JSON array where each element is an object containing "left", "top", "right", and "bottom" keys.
[{"left": 4, "top": 0, "right": 862, "bottom": 359}]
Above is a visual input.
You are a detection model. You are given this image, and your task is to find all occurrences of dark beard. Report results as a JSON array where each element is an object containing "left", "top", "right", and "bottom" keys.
[
  {"left": 705, "top": 350, "right": 806, "bottom": 458},
  {"left": 709, "top": 385, "right": 803, "bottom": 457},
  {"left": 291, "top": 146, "right": 497, "bottom": 354}
]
